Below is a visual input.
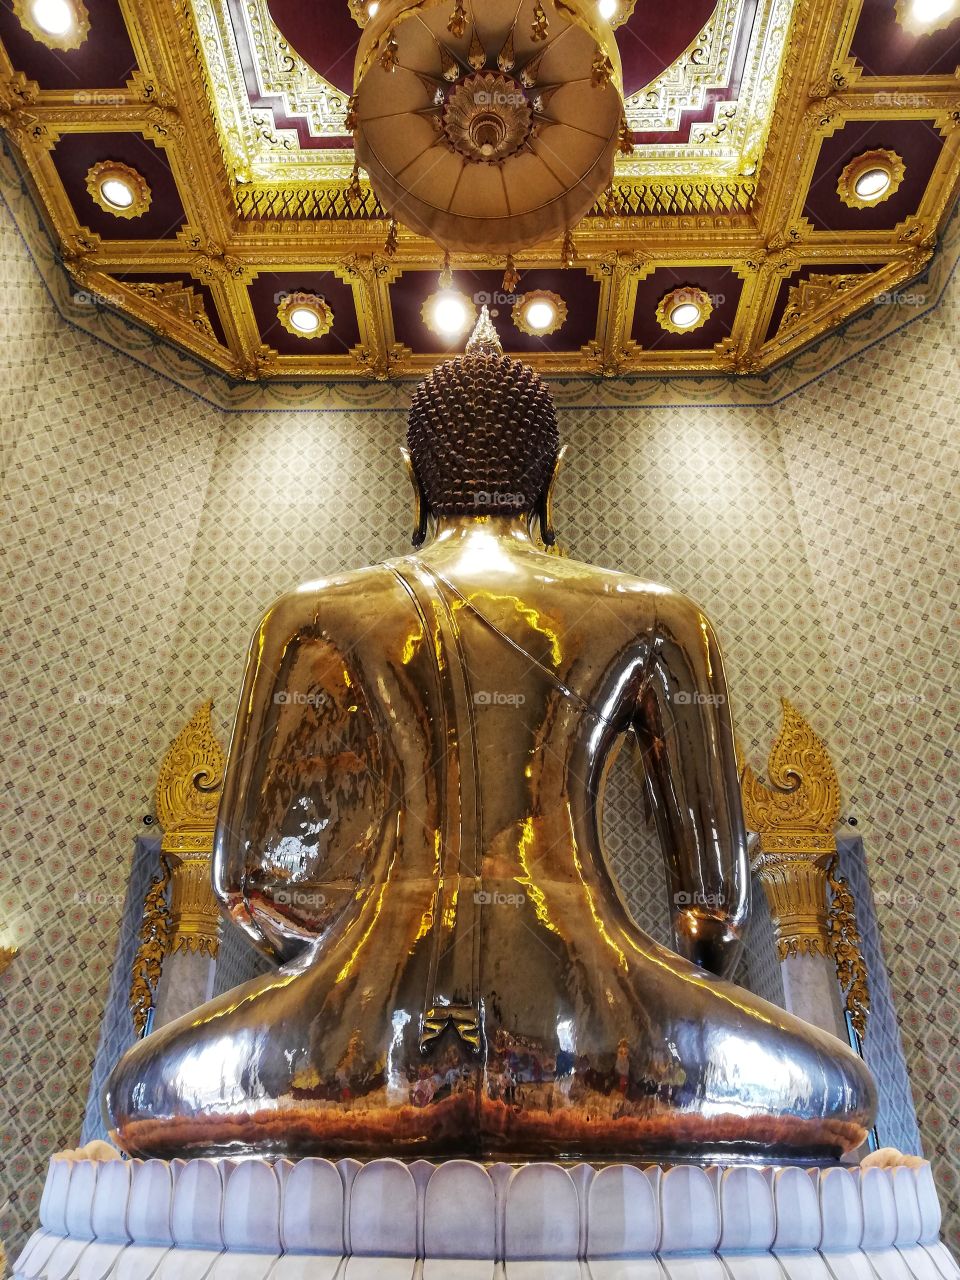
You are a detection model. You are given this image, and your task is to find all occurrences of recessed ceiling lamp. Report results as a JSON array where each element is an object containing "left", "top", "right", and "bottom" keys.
[
  {"left": 597, "top": 0, "right": 637, "bottom": 28},
  {"left": 421, "top": 290, "right": 478, "bottom": 341},
  {"left": 837, "top": 150, "right": 905, "bottom": 209},
  {"left": 85, "top": 162, "right": 152, "bottom": 219},
  {"left": 513, "top": 291, "right": 568, "bottom": 337},
  {"left": 277, "top": 293, "right": 335, "bottom": 339},
  {"left": 13, "top": 0, "right": 89, "bottom": 49},
  {"left": 896, "top": 0, "right": 958, "bottom": 34},
  {"left": 655, "top": 287, "right": 714, "bottom": 335}
]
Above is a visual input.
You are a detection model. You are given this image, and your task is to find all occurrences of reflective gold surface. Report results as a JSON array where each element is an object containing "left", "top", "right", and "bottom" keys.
[{"left": 107, "top": 514, "right": 875, "bottom": 1162}]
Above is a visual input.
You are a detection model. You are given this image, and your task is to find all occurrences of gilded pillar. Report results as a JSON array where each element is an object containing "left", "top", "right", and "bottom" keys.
[
  {"left": 741, "top": 700, "right": 868, "bottom": 1045},
  {"left": 130, "top": 702, "right": 226, "bottom": 1034}
]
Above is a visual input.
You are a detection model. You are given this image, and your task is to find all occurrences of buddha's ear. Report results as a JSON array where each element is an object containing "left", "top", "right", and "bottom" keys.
[
  {"left": 534, "top": 444, "right": 567, "bottom": 548},
  {"left": 400, "top": 447, "right": 429, "bottom": 548}
]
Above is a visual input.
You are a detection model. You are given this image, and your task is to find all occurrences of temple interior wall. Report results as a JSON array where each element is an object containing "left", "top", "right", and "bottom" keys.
[{"left": 0, "top": 184, "right": 957, "bottom": 1257}]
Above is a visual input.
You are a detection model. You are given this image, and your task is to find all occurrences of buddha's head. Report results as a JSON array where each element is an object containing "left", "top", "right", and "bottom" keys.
[{"left": 405, "top": 307, "right": 562, "bottom": 547}]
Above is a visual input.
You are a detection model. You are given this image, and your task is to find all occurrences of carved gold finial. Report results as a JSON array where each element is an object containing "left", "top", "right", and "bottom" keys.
[
  {"left": 0, "top": 944, "right": 19, "bottom": 976},
  {"left": 466, "top": 305, "right": 503, "bottom": 357},
  {"left": 130, "top": 703, "right": 227, "bottom": 1033},
  {"left": 155, "top": 700, "right": 226, "bottom": 856},
  {"left": 741, "top": 699, "right": 841, "bottom": 960}
]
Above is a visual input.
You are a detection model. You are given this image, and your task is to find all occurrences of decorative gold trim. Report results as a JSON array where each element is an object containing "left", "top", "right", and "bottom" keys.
[
  {"left": 837, "top": 149, "right": 906, "bottom": 210},
  {"left": 828, "top": 856, "right": 871, "bottom": 1042},
  {"left": 742, "top": 699, "right": 842, "bottom": 960},
  {"left": 128, "top": 853, "right": 171, "bottom": 1037},
  {"left": 276, "top": 291, "right": 335, "bottom": 340},
  {"left": 12, "top": 0, "right": 90, "bottom": 51},
  {"left": 605, "top": 0, "right": 639, "bottom": 30},
  {"left": 84, "top": 161, "right": 153, "bottom": 220},
  {"left": 655, "top": 286, "right": 715, "bottom": 335},
  {"left": 776, "top": 271, "right": 864, "bottom": 337},
  {"left": 155, "top": 701, "right": 226, "bottom": 855},
  {"left": 894, "top": 0, "right": 959, "bottom": 37},
  {"left": 420, "top": 289, "right": 478, "bottom": 340},
  {"left": 0, "top": 944, "right": 19, "bottom": 976},
  {"left": 169, "top": 856, "right": 221, "bottom": 957},
  {"left": 513, "top": 290, "right": 568, "bottom": 337}
]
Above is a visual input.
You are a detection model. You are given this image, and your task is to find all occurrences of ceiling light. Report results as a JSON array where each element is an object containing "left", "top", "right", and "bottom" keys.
[
  {"left": 853, "top": 168, "right": 891, "bottom": 201},
  {"left": 99, "top": 177, "right": 135, "bottom": 210},
  {"left": 14, "top": 0, "right": 89, "bottom": 49},
  {"left": 277, "top": 292, "right": 335, "bottom": 339},
  {"left": 421, "top": 290, "right": 477, "bottom": 340},
  {"left": 670, "top": 302, "right": 702, "bottom": 328},
  {"left": 85, "top": 161, "right": 152, "bottom": 219},
  {"left": 289, "top": 307, "right": 321, "bottom": 333},
  {"left": 910, "top": 0, "right": 953, "bottom": 23},
  {"left": 598, "top": 0, "right": 618, "bottom": 19},
  {"left": 513, "top": 290, "right": 567, "bottom": 337},
  {"left": 837, "top": 149, "right": 905, "bottom": 209},
  {"left": 655, "top": 286, "right": 714, "bottom": 335},
  {"left": 31, "top": 0, "right": 73, "bottom": 35},
  {"left": 367, "top": 1, "right": 379, "bottom": 14}
]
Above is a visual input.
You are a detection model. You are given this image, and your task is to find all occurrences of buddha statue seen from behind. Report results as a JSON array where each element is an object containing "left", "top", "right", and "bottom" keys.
[{"left": 106, "top": 311, "right": 876, "bottom": 1161}]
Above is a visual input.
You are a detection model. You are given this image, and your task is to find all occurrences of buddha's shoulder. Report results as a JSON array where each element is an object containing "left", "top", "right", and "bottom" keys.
[
  {"left": 253, "top": 563, "right": 412, "bottom": 636},
  {"left": 527, "top": 551, "right": 707, "bottom": 620}
]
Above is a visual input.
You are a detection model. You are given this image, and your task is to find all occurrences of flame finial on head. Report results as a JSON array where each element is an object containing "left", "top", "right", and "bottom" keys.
[{"left": 466, "top": 305, "right": 503, "bottom": 357}]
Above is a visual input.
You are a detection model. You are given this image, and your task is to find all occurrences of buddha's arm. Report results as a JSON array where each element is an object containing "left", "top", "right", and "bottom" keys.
[
  {"left": 212, "top": 592, "right": 308, "bottom": 961},
  {"left": 632, "top": 592, "right": 749, "bottom": 980}
]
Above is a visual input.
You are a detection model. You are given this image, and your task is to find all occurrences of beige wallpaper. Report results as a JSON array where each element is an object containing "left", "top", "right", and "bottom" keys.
[
  {"left": 777, "top": 271, "right": 960, "bottom": 1237},
  {"left": 0, "top": 168, "right": 958, "bottom": 1261},
  {"left": 0, "top": 195, "right": 223, "bottom": 1252}
]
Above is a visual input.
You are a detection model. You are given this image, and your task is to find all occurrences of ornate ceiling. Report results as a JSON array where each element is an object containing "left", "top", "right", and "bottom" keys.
[{"left": 0, "top": 0, "right": 958, "bottom": 381}]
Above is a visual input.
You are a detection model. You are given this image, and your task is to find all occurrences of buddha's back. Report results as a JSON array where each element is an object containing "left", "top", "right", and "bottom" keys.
[{"left": 105, "top": 311, "right": 876, "bottom": 1163}]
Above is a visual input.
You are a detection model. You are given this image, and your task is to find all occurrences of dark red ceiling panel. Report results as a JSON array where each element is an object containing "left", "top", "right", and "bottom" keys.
[
  {"left": 850, "top": 1, "right": 960, "bottom": 77},
  {"left": 265, "top": 0, "right": 362, "bottom": 94},
  {"left": 53, "top": 132, "right": 187, "bottom": 239},
  {"left": 803, "top": 119, "right": 946, "bottom": 232},
  {"left": 763, "top": 263, "right": 884, "bottom": 343},
  {"left": 390, "top": 267, "right": 601, "bottom": 357},
  {"left": 631, "top": 265, "right": 743, "bottom": 350},
  {"left": 0, "top": 0, "right": 137, "bottom": 90},
  {"left": 248, "top": 270, "right": 361, "bottom": 357},
  {"left": 615, "top": 0, "right": 718, "bottom": 96}
]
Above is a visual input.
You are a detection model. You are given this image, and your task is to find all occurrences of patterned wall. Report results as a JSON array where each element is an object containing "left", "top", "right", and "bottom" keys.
[
  {"left": 1, "top": 160, "right": 958, "bottom": 1263},
  {"left": 777, "top": 278, "right": 960, "bottom": 1240},
  {"left": 0, "top": 193, "right": 223, "bottom": 1254}
]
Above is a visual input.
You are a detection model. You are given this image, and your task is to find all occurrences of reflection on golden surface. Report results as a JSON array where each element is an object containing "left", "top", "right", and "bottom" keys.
[{"left": 107, "top": 320, "right": 875, "bottom": 1163}]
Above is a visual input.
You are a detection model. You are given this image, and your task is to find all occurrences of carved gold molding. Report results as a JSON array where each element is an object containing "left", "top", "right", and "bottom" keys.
[
  {"left": 828, "top": 856, "right": 871, "bottom": 1042},
  {"left": 742, "top": 699, "right": 841, "bottom": 960},
  {"left": 129, "top": 702, "right": 226, "bottom": 1032},
  {"left": 0, "top": 944, "right": 19, "bottom": 976}
]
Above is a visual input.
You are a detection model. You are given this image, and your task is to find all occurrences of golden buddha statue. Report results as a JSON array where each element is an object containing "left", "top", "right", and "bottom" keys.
[{"left": 106, "top": 311, "right": 876, "bottom": 1161}]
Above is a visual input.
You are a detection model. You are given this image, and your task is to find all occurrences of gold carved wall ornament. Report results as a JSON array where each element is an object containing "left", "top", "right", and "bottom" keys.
[
  {"left": 828, "top": 858, "right": 870, "bottom": 1042},
  {"left": 741, "top": 699, "right": 841, "bottom": 959},
  {"left": 741, "top": 698, "right": 871, "bottom": 1040},
  {"left": 128, "top": 702, "right": 226, "bottom": 1034}
]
